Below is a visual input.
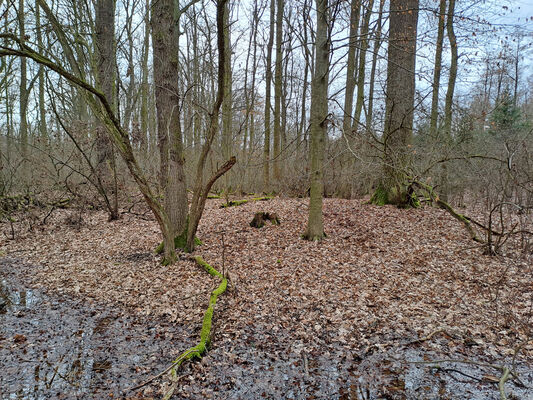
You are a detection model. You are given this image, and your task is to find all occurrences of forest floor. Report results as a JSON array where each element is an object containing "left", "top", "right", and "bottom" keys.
[{"left": 1, "top": 197, "right": 532, "bottom": 399}]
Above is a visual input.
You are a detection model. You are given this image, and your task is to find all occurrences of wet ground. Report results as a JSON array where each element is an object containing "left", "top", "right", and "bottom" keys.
[
  {"left": 1, "top": 257, "right": 532, "bottom": 399},
  {"left": 0, "top": 258, "right": 194, "bottom": 399}
]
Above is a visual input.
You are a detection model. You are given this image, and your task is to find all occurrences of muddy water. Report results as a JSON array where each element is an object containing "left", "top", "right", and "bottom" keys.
[{"left": 0, "top": 259, "right": 194, "bottom": 399}]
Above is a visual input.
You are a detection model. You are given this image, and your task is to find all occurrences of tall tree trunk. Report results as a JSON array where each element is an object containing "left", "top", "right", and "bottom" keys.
[
  {"left": 222, "top": 1, "right": 232, "bottom": 190},
  {"left": 152, "top": 0, "right": 189, "bottom": 262},
  {"left": 273, "top": 0, "right": 283, "bottom": 183},
  {"left": 36, "top": 1, "right": 47, "bottom": 142},
  {"left": 187, "top": 0, "right": 233, "bottom": 251},
  {"left": 140, "top": 0, "right": 150, "bottom": 152},
  {"left": 429, "top": 0, "right": 446, "bottom": 137},
  {"left": 342, "top": 0, "right": 361, "bottom": 137},
  {"left": 441, "top": 0, "right": 457, "bottom": 201},
  {"left": 18, "top": 0, "right": 29, "bottom": 178},
  {"left": 95, "top": 0, "right": 119, "bottom": 219},
  {"left": 353, "top": 0, "right": 374, "bottom": 128},
  {"left": 366, "top": 0, "right": 384, "bottom": 133},
  {"left": 304, "top": 0, "right": 330, "bottom": 240},
  {"left": 298, "top": 0, "right": 312, "bottom": 152},
  {"left": 263, "top": 0, "right": 275, "bottom": 191},
  {"left": 372, "top": 0, "right": 419, "bottom": 206}
]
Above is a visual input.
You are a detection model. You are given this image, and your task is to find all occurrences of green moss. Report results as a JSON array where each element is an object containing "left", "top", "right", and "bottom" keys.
[
  {"left": 154, "top": 233, "right": 202, "bottom": 255},
  {"left": 220, "top": 196, "right": 273, "bottom": 208},
  {"left": 369, "top": 185, "right": 389, "bottom": 206},
  {"left": 169, "top": 256, "right": 227, "bottom": 371}
]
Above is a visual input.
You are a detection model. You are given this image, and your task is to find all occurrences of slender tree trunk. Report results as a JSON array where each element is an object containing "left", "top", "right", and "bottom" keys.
[
  {"left": 304, "top": 0, "right": 330, "bottom": 240},
  {"left": 36, "top": 1, "right": 47, "bottom": 142},
  {"left": 366, "top": 0, "right": 384, "bottom": 133},
  {"left": 298, "top": 0, "right": 312, "bottom": 152},
  {"left": 429, "top": 0, "right": 446, "bottom": 137},
  {"left": 342, "top": 0, "right": 361, "bottom": 137},
  {"left": 18, "top": 0, "right": 29, "bottom": 178},
  {"left": 273, "top": 0, "right": 283, "bottom": 183},
  {"left": 222, "top": 1, "right": 232, "bottom": 190},
  {"left": 263, "top": 0, "right": 275, "bottom": 191},
  {"left": 353, "top": 0, "right": 374, "bottom": 128},
  {"left": 140, "top": 0, "right": 150, "bottom": 153},
  {"left": 187, "top": 0, "right": 232, "bottom": 251},
  {"left": 441, "top": 0, "right": 457, "bottom": 201},
  {"left": 444, "top": 0, "right": 459, "bottom": 133}
]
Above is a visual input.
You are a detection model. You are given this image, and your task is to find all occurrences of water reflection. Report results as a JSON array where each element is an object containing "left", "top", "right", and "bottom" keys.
[{"left": 0, "top": 279, "right": 39, "bottom": 313}]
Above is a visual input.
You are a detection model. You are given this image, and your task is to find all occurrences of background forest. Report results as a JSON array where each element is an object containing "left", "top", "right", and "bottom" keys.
[{"left": 0, "top": 0, "right": 532, "bottom": 227}]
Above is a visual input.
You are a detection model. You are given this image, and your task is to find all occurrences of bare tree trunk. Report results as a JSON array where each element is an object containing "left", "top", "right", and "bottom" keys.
[
  {"left": 342, "top": 0, "right": 361, "bottom": 137},
  {"left": 18, "top": 0, "right": 29, "bottom": 179},
  {"left": 441, "top": 0, "right": 457, "bottom": 202},
  {"left": 353, "top": 0, "right": 374, "bottom": 128},
  {"left": 273, "top": 0, "right": 283, "bottom": 183},
  {"left": 222, "top": 1, "right": 232, "bottom": 190},
  {"left": 372, "top": 0, "right": 419, "bottom": 206},
  {"left": 152, "top": 0, "right": 189, "bottom": 261},
  {"left": 140, "top": 0, "right": 150, "bottom": 152},
  {"left": 95, "top": 0, "right": 119, "bottom": 220},
  {"left": 263, "top": 0, "right": 275, "bottom": 191},
  {"left": 36, "top": 1, "right": 47, "bottom": 142},
  {"left": 366, "top": 0, "right": 384, "bottom": 133},
  {"left": 298, "top": 0, "right": 312, "bottom": 152},
  {"left": 304, "top": 0, "right": 330, "bottom": 240},
  {"left": 429, "top": 0, "right": 446, "bottom": 137},
  {"left": 187, "top": 0, "right": 233, "bottom": 251}
]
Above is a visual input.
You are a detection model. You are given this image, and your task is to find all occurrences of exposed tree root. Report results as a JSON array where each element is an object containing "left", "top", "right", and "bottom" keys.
[
  {"left": 220, "top": 196, "right": 273, "bottom": 208},
  {"left": 128, "top": 256, "right": 227, "bottom": 398}
]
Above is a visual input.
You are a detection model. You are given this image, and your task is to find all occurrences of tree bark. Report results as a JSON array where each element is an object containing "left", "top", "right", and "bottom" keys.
[
  {"left": 441, "top": 0, "right": 457, "bottom": 201},
  {"left": 152, "top": 0, "right": 189, "bottom": 259},
  {"left": 95, "top": 0, "right": 119, "bottom": 220},
  {"left": 429, "top": 0, "right": 446, "bottom": 137},
  {"left": 18, "top": 0, "right": 29, "bottom": 176},
  {"left": 273, "top": 0, "right": 283, "bottom": 182},
  {"left": 373, "top": 0, "right": 419, "bottom": 206},
  {"left": 304, "top": 0, "right": 330, "bottom": 240},
  {"left": 366, "top": 0, "right": 384, "bottom": 134},
  {"left": 342, "top": 0, "right": 361, "bottom": 137},
  {"left": 36, "top": 1, "right": 47, "bottom": 142},
  {"left": 222, "top": 1, "right": 232, "bottom": 190},
  {"left": 263, "top": 0, "right": 275, "bottom": 191},
  {"left": 353, "top": 0, "right": 374, "bottom": 128}
]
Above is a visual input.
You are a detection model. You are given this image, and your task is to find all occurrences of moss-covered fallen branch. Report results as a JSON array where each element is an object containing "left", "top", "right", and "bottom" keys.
[
  {"left": 129, "top": 256, "right": 227, "bottom": 397},
  {"left": 163, "top": 256, "right": 227, "bottom": 399},
  {"left": 220, "top": 196, "right": 273, "bottom": 208}
]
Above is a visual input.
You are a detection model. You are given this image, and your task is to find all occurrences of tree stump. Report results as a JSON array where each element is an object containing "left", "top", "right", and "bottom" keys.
[{"left": 250, "top": 212, "right": 280, "bottom": 228}]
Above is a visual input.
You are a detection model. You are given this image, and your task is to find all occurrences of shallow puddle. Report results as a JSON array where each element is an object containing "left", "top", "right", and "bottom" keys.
[{"left": 0, "top": 259, "right": 194, "bottom": 399}]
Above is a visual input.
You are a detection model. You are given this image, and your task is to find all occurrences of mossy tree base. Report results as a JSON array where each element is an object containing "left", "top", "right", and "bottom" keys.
[
  {"left": 369, "top": 184, "right": 420, "bottom": 208},
  {"left": 154, "top": 231, "right": 202, "bottom": 256}
]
